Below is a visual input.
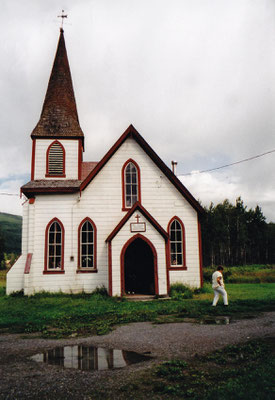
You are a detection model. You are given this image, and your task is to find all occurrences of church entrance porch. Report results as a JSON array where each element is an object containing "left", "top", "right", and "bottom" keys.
[{"left": 121, "top": 236, "right": 158, "bottom": 296}]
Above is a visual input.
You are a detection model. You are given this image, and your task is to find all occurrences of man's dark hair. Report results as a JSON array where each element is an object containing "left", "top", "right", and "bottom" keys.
[{"left": 217, "top": 266, "right": 224, "bottom": 271}]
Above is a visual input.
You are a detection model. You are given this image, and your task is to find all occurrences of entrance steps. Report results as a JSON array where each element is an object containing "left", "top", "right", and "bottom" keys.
[{"left": 125, "top": 294, "right": 170, "bottom": 301}]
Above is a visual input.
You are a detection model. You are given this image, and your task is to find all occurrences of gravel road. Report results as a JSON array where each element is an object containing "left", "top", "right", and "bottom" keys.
[{"left": 0, "top": 312, "right": 274, "bottom": 399}]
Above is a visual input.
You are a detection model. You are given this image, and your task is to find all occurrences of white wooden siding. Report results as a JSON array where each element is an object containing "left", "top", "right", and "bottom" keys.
[
  {"left": 6, "top": 202, "right": 29, "bottom": 294},
  {"left": 111, "top": 213, "right": 167, "bottom": 296},
  {"left": 7, "top": 136, "right": 201, "bottom": 294},
  {"left": 34, "top": 139, "right": 79, "bottom": 180}
]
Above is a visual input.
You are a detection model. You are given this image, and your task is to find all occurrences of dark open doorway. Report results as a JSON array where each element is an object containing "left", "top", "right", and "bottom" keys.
[{"left": 124, "top": 237, "right": 155, "bottom": 295}]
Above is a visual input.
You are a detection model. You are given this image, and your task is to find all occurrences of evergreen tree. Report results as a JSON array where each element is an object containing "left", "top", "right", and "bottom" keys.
[
  {"left": 0, "top": 228, "right": 5, "bottom": 268},
  {"left": 201, "top": 198, "right": 274, "bottom": 266}
]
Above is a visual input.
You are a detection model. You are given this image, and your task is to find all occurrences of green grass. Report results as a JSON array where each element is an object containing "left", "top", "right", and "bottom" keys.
[
  {"left": 102, "top": 338, "right": 274, "bottom": 400},
  {"left": 203, "top": 264, "right": 275, "bottom": 283},
  {"left": 0, "top": 281, "right": 274, "bottom": 337},
  {"left": 0, "top": 270, "right": 274, "bottom": 399},
  {"left": 195, "top": 282, "right": 275, "bottom": 301}
]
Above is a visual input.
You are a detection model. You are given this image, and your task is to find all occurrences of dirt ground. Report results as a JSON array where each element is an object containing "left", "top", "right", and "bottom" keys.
[{"left": 0, "top": 312, "right": 274, "bottom": 399}]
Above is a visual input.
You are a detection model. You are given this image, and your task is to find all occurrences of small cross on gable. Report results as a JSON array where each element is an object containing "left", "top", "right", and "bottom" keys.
[{"left": 130, "top": 214, "right": 146, "bottom": 233}]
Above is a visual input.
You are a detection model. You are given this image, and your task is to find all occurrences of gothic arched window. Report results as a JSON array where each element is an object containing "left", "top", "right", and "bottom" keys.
[
  {"left": 122, "top": 159, "right": 141, "bottom": 210},
  {"left": 46, "top": 140, "right": 65, "bottom": 177},
  {"left": 44, "top": 218, "right": 64, "bottom": 273},
  {"left": 168, "top": 217, "right": 186, "bottom": 268},
  {"left": 78, "top": 218, "right": 97, "bottom": 271}
]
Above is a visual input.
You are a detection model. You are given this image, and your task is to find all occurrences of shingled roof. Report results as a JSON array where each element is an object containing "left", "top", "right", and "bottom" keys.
[
  {"left": 21, "top": 179, "right": 82, "bottom": 197},
  {"left": 31, "top": 28, "right": 84, "bottom": 143}
]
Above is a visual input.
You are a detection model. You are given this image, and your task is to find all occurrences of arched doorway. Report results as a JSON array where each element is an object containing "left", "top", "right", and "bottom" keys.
[{"left": 121, "top": 236, "right": 158, "bottom": 295}]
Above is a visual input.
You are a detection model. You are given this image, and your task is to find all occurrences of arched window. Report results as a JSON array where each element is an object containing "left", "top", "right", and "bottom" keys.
[
  {"left": 168, "top": 217, "right": 186, "bottom": 268},
  {"left": 78, "top": 218, "right": 97, "bottom": 272},
  {"left": 122, "top": 159, "right": 141, "bottom": 210},
  {"left": 44, "top": 218, "right": 64, "bottom": 273},
  {"left": 46, "top": 140, "right": 65, "bottom": 177}
]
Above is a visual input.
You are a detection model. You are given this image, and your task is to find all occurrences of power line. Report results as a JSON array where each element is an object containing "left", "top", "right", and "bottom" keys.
[
  {"left": 0, "top": 192, "right": 19, "bottom": 197},
  {"left": 0, "top": 149, "right": 274, "bottom": 191},
  {"left": 181, "top": 149, "right": 275, "bottom": 176}
]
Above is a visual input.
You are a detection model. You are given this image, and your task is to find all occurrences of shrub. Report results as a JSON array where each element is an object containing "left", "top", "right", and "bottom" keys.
[
  {"left": 91, "top": 285, "right": 109, "bottom": 296},
  {"left": 193, "top": 285, "right": 212, "bottom": 294},
  {"left": 9, "top": 289, "right": 24, "bottom": 297},
  {"left": 169, "top": 283, "right": 193, "bottom": 299}
]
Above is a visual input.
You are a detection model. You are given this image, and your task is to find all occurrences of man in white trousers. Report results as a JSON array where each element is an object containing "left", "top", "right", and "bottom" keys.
[{"left": 212, "top": 266, "right": 228, "bottom": 306}]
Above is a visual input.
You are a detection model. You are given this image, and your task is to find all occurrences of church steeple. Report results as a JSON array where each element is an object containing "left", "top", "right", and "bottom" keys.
[{"left": 31, "top": 29, "right": 84, "bottom": 143}]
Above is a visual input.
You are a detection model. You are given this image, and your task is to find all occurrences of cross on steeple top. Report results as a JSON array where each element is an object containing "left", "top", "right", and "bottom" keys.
[{"left": 58, "top": 10, "right": 67, "bottom": 30}]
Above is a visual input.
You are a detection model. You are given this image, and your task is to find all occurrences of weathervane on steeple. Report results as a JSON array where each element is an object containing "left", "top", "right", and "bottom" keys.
[{"left": 58, "top": 10, "right": 67, "bottom": 31}]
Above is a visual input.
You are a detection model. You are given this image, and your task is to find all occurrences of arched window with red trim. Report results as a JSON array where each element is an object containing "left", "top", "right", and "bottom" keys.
[
  {"left": 122, "top": 159, "right": 141, "bottom": 210},
  {"left": 78, "top": 218, "right": 97, "bottom": 272},
  {"left": 168, "top": 217, "right": 186, "bottom": 269},
  {"left": 44, "top": 218, "right": 64, "bottom": 273},
  {"left": 46, "top": 140, "right": 65, "bottom": 177}
]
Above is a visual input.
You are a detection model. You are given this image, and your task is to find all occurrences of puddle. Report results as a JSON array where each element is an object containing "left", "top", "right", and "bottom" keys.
[
  {"left": 31, "top": 345, "right": 152, "bottom": 371},
  {"left": 200, "top": 316, "right": 231, "bottom": 325},
  {"left": 174, "top": 315, "right": 232, "bottom": 325}
]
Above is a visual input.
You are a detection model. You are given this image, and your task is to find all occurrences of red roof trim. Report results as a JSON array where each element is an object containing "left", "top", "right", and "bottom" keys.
[
  {"left": 80, "top": 124, "right": 203, "bottom": 214},
  {"left": 106, "top": 201, "right": 168, "bottom": 243}
]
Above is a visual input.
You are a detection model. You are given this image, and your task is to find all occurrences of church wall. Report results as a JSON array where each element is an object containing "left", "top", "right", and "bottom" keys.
[
  {"left": 34, "top": 139, "right": 79, "bottom": 180},
  {"left": 111, "top": 213, "right": 167, "bottom": 296},
  {"left": 6, "top": 202, "right": 29, "bottom": 294},
  {"left": 8, "top": 136, "right": 201, "bottom": 295},
  {"left": 23, "top": 193, "right": 108, "bottom": 295},
  {"left": 79, "top": 137, "right": 201, "bottom": 290},
  {"left": 106, "top": 138, "right": 200, "bottom": 287}
]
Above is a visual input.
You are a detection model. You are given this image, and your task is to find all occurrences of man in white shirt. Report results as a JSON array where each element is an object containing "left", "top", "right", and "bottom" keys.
[{"left": 212, "top": 266, "right": 228, "bottom": 306}]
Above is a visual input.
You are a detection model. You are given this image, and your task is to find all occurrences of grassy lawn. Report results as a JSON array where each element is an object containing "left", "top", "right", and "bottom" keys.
[
  {"left": 203, "top": 264, "right": 275, "bottom": 284},
  {"left": 91, "top": 338, "right": 275, "bottom": 400},
  {"left": 195, "top": 282, "right": 275, "bottom": 301},
  {"left": 0, "top": 267, "right": 274, "bottom": 399},
  {"left": 0, "top": 277, "right": 274, "bottom": 337}
]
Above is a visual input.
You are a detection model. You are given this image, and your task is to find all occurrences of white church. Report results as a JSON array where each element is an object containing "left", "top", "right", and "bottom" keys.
[{"left": 7, "top": 29, "right": 204, "bottom": 296}]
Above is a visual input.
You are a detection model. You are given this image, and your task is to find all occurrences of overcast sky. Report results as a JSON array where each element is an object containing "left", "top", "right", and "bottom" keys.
[{"left": 0, "top": 0, "right": 274, "bottom": 221}]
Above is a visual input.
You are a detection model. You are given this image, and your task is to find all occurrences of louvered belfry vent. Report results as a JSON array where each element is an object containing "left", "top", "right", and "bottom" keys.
[{"left": 48, "top": 142, "right": 64, "bottom": 175}]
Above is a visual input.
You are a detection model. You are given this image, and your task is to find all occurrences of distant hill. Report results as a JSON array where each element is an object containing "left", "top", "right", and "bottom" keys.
[{"left": 0, "top": 212, "right": 22, "bottom": 254}]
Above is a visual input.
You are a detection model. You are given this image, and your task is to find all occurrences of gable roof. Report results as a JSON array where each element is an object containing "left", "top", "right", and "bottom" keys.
[
  {"left": 81, "top": 124, "right": 204, "bottom": 214},
  {"left": 106, "top": 202, "right": 169, "bottom": 243},
  {"left": 22, "top": 124, "right": 204, "bottom": 215},
  {"left": 31, "top": 29, "right": 84, "bottom": 144}
]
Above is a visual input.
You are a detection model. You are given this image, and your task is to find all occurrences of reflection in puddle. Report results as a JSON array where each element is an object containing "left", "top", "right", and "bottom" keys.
[
  {"left": 31, "top": 345, "right": 152, "bottom": 371},
  {"left": 200, "top": 316, "right": 230, "bottom": 325}
]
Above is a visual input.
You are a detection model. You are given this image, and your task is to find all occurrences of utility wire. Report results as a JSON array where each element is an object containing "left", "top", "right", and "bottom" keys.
[
  {"left": 181, "top": 149, "right": 275, "bottom": 176},
  {"left": 0, "top": 192, "right": 19, "bottom": 197},
  {"left": 0, "top": 149, "right": 274, "bottom": 191}
]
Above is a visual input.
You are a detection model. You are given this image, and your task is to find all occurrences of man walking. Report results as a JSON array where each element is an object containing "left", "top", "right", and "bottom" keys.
[{"left": 212, "top": 266, "right": 228, "bottom": 306}]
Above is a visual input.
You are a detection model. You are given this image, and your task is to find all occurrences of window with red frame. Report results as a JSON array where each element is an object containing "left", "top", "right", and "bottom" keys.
[
  {"left": 79, "top": 220, "right": 96, "bottom": 269},
  {"left": 47, "top": 220, "right": 63, "bottom": 269},
  {"left": 169, "top": 219, "right": 184, "bottom": 266},
  {"left": 124, "top": 161, "right": 139, "bottom": 208}
]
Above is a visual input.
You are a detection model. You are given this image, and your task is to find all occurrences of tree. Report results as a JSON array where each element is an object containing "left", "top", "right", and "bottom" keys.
[
  {"left": 201, "top": 198, "right": 273, "bottom": 266},
  {"left": 0, "top": 228, "right": 5, "bottom": 268}
]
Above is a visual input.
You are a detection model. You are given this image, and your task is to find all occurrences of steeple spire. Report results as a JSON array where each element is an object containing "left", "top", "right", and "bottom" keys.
[{"left": 31, "top": 29, "right": 84, "bottom": 142}]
